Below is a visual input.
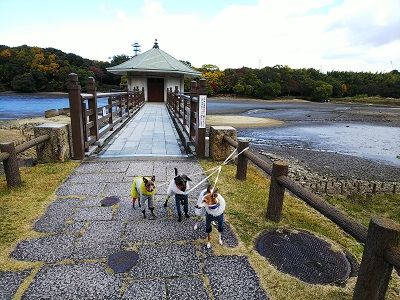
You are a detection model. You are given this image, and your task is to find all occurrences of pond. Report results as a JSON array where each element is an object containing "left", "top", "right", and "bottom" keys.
[
  {"left": 239, "top": 123, "right": 400, "bottom": 167},
  {"left": 0, "top": 94, "right": 107, "bottom": 120}
]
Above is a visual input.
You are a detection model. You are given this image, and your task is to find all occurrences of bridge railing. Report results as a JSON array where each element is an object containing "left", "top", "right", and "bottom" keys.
[
  {"left": 166, "top": 79, "right": 207, "bottom": 157},
  {"left": 68, "top": 73, "right": 145, "bottom": 159},
  {"left": 219, "top": 133, "right": 400, "bottom": 300},
  {"left": 0, "top": 135, "right": 50, "bottom": 187}
]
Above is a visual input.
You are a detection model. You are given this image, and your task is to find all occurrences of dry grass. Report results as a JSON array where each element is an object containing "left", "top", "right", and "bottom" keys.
[
  {"left": 0, "top": 161, "right": 79, "bottom": 270},
  {"left": 331, "top": 96, "right": 400, "bottom": 106},
  {"left": 199, "top": 160, "right": 400, "bottom": 300}
]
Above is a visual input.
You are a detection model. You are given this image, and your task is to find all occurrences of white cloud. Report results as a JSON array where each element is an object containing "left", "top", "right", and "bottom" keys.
[{"left": 2, "top": 0, "right": 399, "bottom": 72}]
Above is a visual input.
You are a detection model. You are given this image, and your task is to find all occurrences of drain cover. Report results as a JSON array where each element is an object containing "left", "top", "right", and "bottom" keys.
[
  {"left": 256, "top": 229, "right": 351, "bottom": 284},
  {"left": 108, "top": 251, "right": 139, "bottom": 273},
  {"left": 100, "top": 196, "right": 120, "bottom": 207}
]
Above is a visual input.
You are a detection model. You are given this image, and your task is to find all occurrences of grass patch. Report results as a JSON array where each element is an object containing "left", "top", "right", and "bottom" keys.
[
  {"left": 331, "top": 96, "right": 400, "bottom": 106},
  {"left": 0, "top": 161, "right": 79, "bottom": 270},
  {"left": 326, "top": 193, "right": 400, "bottom": 227},
  {"left": 199, "top": 160, "right": 400, "bottom": 300}
]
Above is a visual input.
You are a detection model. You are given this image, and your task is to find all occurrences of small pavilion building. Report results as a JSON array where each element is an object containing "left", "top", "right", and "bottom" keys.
[{"left": 107, "top": 40, "right": 201, "bottom": 102}]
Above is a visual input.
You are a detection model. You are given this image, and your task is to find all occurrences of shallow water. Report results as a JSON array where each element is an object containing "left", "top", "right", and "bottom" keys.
[
  {"left": 239, "top": 123, "right": 400, "bottom": 166},
  {"left": 0, "top": 95, "right": 107, "bottom": 119}
]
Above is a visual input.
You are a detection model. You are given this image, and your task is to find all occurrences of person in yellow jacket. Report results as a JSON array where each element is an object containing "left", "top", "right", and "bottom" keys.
[{"left": 131, "top": 176, "right": 156, "bottom": 219}]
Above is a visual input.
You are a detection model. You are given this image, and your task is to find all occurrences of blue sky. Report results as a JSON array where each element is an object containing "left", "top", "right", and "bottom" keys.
[{"left": 1, "top": 0, "right": 399, "bottom": 72}]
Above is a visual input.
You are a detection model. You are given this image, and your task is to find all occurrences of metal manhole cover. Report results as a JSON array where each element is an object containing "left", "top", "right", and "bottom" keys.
[
  {"left": 108, "top": 251, "right": 139, "bottom": 273},
  {"left": 101, "top": 196, "right": 120, "bottom": 207},
  {"left": 255, "top": 229, "right": 351, "bottom": 285}
]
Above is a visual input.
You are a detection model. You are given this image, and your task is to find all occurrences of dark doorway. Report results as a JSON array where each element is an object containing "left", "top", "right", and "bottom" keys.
[{"left": 147, "top": 78, "right": 164, "bottom": 102}]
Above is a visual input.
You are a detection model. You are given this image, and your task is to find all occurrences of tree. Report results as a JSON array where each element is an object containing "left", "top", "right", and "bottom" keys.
[
  {"left": 110, "top": 54, "right": 131, "bottom": 66},
  {"left": 11, "top": 73, "right": 36, "bottom": 92},
  {"left": 311, "top": 81, "right": 333, "bottom": 101}
]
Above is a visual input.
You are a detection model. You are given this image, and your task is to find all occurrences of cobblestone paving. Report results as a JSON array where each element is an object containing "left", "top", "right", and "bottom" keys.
[{"left": 5, "top": 159, "right": 268, "bottom": 299}]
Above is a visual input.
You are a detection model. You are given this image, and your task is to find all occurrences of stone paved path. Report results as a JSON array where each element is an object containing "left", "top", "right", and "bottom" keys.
[
  {"left": 1, "top": 158, "right": 268, "bottom": 299},
  {"left": 99, "top": 103, "right": 185, "bottom": 158}
]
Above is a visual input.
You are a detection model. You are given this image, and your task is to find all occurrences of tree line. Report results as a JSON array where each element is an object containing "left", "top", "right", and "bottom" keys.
[
  {"left": 0, "top": 45, "right": 399, "bottom": 102},
  {"left": 199, "top": 64, "right": 400, "bottom": 101},
  {"left": 0, "top": 45, "right": 128, "bottom": 93}
]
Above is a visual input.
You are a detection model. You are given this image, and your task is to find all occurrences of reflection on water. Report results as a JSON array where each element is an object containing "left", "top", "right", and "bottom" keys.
[{"left": 239, "top": 123, "right": 400, "bottom": 166}]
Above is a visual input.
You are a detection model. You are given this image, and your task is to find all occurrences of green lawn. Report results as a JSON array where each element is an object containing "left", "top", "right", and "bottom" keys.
[{"left": 199, "top": 160, "right": 400, "bottom": 300}]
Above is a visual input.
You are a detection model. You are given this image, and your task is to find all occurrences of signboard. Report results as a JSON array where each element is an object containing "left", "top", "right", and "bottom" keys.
[
  {"left": 102, "top": 107, "right": 107, "bottom": 116},
  {"left": 198, "top": 95, "right": 207, "bottom": 128}
]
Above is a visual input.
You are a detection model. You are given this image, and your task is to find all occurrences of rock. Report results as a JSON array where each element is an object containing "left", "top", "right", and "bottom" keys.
[
  {"left": 44, "top": 109, "right": 59, "bottom": 118},
  {"left": 34, "top": 123, "right": 70, "bottom": 163}
]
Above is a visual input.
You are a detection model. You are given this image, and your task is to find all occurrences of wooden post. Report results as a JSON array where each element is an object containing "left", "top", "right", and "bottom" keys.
[
  {"left": 67, "top": 73, "right": 85, "bottom": 160},
  {"left": 86, "top": 77, "right": 99, "bottom": 141},
  {"left": 266, "top": 161, "right": 289, "bottom": 221},
  {"left": 353, "top": 217, "right": 400, "bottom": 300},
  {"left": 196, "top": 78, "right": 207, "bottom": 158},
  {"left": 118, "top": 94, "right": 123, "bottom": 119},
  {"left": 189, "top": 81, "right": 197, "bottom": 141},
  {"left": 108, "top": 97, "right": 113, "bottom": 130},
  {"left": 0, "top": 142, "right": 22, "bottom": 187},
  {"left": 236, "top": 138, "right": 249, "bottom": 180}
]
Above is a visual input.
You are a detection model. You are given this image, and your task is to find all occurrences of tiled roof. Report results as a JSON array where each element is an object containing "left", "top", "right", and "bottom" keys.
[{"left": 107, "top": 42, "right": 201, "bottom": 77}]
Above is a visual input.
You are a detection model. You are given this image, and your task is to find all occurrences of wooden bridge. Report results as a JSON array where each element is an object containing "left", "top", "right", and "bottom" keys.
[{"left": 67, "top": 73, "right": 207, "bottom": 160}]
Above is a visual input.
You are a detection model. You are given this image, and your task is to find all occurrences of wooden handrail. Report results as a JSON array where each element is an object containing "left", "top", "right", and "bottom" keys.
[
  {"left": 222, "top": 134, "right": 368, "bottom": 242},
  {"left": 385, "top": 246, "right": 400, "bottom": 270},
  {"left": 0, "top": 152, "right": 10, "bottom": 162},
  {"left": 222, "top": 131, "right": 400, "bottom": 300},
  {"left": 15, "top": 134, "right": 50, "bottom": 154}
]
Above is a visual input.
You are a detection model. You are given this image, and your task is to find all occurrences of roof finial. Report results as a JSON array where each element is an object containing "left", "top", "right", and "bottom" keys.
[{"left": 153, "top": 39, "right": 159, "bottom": 49}]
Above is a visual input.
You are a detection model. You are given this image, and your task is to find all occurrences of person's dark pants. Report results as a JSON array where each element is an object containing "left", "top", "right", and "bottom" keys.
[
  {"left": 206, "top": 213, "right": 224, "bottom": 233},
  {"left": 175, "top": 194, "right": 188, "bottom": 216}
]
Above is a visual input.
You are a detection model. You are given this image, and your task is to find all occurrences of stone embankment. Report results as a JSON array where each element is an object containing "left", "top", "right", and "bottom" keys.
[{"left": 260, "top": 151, "right": 400, "bottom": 197}]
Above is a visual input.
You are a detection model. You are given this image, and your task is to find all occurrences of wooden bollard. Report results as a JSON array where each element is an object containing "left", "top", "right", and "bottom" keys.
[
  {"left": 0, "top": 142, "right": 22, "bottom": 187},
  {"left": 266, "top": 161, "right": 289, "bottom": 222},
  {"left": 236, "top": 139, "right": 249, "bottom": 181},
  {"left": 353, "top": 217, "right": 400, "bottom": 300}
]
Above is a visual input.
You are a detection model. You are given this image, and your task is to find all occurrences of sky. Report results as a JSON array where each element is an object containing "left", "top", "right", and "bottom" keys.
[{"left": 1, "top": 0, "right": 399, "bottom": 73}]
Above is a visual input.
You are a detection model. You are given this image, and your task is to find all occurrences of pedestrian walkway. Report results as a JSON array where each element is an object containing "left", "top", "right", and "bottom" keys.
[
  {"left": 1, "top": 158, "right": 269, "bottom": 299},
  {"left": 99, "top": 103, "right": 185, "bottom": 158}
]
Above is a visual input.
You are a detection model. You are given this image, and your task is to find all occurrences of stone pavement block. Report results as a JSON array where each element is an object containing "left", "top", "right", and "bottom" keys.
[
  {"left": 73, "top": 207, "right": 113, "bottom": 221},
  {"left": 79, "top": 197, "right": 103, "bottom": 207},
  {"left": 126, "top": 161, "right": 154, "bottom": 176},
  {"left": 0, "top": 270, "right": 31, "bottom": 300},
  {"left": 79, "top": 221, "right": 123, "bottom": 245},
  {"left": 204, "top": 256, "right": 269, "bottom": 300},
  {"left": 152, "top": 168, "right": 167, "bottom": 182},
  {"left": 73, "top": 162, "right": 106, "bottom": 174},
  {"left": 103, "top": 182, "right": 132, "bottom": 197},
  {"left": 221, "top": 222, "right": 239, "bottom": 248},
  {"left": 72, "top": 241, "right": 121, "bottom": 260},
  {"left": 11, "top": 235, "right": 75, "bottom": 263},
  {"left": 67, "top": 173, "right": 122, "bottom": 184},
  {"left": 115, "top": 195, "right": 165, "bottom": 219},
  {"left": 63, "top": 221, "right": 86, "bottom": 236},
  {"left": 56, "top": 183, "right": 105, "bottom": 196},
  {"left": 103, "top": 161, "right": 130, "bottom": 172},
  {"left": 122, "top": 278, "right": 166, "bottom": 300},
  {"left": 33, "top": 198, "right": 81, "bottom": 233},
  {"left": 124, "top": 219, "right": 205, "bottom": 244},
  {"left": 22, "top": 263, "right": 122, "bottom": 300},
  {"left": 131, "top": 244, "right": 201, "bottom": 279},
  {"left": 167, "top": 276, "right": 210, "bottom": 300}
]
